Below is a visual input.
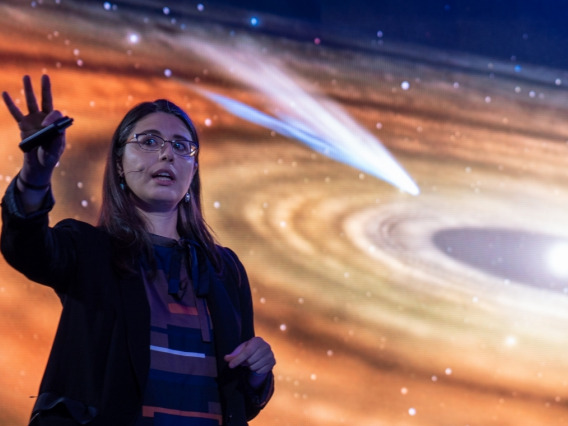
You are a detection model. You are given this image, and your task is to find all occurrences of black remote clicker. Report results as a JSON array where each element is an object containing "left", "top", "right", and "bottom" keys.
[{"left": 19, "top": 116, "right": 74, "bottom": 153}]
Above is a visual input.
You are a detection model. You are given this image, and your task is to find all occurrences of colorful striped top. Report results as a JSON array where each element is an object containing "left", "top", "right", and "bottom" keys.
[{"left": 135, "top": 235, "right": 223, "bottom": 425}]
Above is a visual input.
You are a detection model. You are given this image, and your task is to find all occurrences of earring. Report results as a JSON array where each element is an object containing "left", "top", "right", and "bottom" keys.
[
  {"left": 119, "top": 176, "right": 126, "bottom": 190},
  {"left": 184, "top": 192, "right": 191, "bottom": 203}
]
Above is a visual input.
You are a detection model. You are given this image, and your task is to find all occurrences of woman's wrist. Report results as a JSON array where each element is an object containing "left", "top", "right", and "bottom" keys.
[
  {"left": 17, "top": 173, "right": 50, "bottom": 191},
  {"left": 248, "top": 370, "right": 269, "bottom": 389}
]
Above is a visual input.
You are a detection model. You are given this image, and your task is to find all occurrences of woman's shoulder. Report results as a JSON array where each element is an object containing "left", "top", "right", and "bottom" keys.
[
  {"left": 215, "top": 245, "right": 249, "bottom": 287},
  {"left": 216, "top": 244, "right": 243, "bottom": 268},
  {"left": 216, "top": 244, "right": 238, "bottom": 259},
  {"left": 54, "top": 218, "right": 111, "bottom": 244},
  {"left": 55, "top": 218, "right": 102, "bottom": 232}
]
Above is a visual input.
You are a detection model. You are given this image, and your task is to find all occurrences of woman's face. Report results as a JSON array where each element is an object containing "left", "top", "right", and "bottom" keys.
[{"left": 120, "top": 111, "right": 198, "bottom": 213}]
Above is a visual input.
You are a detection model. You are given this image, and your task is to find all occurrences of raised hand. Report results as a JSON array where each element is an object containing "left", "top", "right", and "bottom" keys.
[{"left": 2, "top": 75, "right": 66, "bottom": 179}]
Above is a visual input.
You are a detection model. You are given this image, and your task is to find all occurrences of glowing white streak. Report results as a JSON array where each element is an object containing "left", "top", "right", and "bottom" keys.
[
  {"left": 195, "top": 88, "right": 419, "bottom": 194},
  {"left": 183, "top": 38, "right": 420, "bottom": 195}
]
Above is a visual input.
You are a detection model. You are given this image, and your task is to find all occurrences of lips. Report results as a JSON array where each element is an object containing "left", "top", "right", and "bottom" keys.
[{"left": 151, "top": 169, "right": 176, "bottom": 182}]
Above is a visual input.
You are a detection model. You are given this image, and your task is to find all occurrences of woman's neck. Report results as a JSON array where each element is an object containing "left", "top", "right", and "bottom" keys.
[{"left": 137, "top": 208, "right": 180, "bottom": 240}]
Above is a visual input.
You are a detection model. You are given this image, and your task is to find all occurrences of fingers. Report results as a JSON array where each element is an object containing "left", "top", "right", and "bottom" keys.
[
  {"left": 2, "top": 90, "right": 24, "bottom": 122},
  {"left": 224, "top": 341, "right": 246, "bottom": 367},
  {"left": 247, "top": 341, "right": 276, "bottom": 374},
  {"left": 41, "top": 74, "right": 53, "bottom": 113},
  {"left": 224, "top": 337, "right": 276, "bottom": 374},
  {"left": 23, "top": 75, "right": 39, "bottom": 114},
  {"left": 2, "top": 75, "right": 53, "bottom": 123}
]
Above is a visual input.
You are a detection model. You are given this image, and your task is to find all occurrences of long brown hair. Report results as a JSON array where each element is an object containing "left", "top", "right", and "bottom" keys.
[{"left": 97, "top": 99, "right": 221, "bottom": 273}]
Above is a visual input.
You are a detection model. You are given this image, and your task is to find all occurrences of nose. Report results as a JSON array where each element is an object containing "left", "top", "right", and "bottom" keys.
[{"left": 159, "top": 140, "right": 175, "bottom": 161}]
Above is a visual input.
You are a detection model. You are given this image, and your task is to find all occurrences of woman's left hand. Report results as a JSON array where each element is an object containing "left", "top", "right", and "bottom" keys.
[{"left": 224, "top": 336, "right": 276, "bottom": 376}]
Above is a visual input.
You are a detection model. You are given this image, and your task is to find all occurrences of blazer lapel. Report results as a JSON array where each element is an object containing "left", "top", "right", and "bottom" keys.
[
  {"left": 117, "top": 272, "right": 150, "bottom": 395},
  {"left": 191, "top": 245, "right": 242, "bottom": 375}
]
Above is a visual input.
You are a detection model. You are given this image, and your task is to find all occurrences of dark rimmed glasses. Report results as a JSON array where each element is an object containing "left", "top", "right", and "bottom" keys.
[{"left": 127, "top": 133, "right": 199, "bottom": 157}]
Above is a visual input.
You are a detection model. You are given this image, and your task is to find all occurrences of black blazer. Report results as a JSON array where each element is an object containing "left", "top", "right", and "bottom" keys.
[{"left": 1, "top": 182, "right": 273, "bottom": 425}]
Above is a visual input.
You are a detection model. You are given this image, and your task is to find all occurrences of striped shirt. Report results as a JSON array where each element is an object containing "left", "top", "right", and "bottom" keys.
[{"left": 135, "top": 235, "right": 222, "bottom": 425}]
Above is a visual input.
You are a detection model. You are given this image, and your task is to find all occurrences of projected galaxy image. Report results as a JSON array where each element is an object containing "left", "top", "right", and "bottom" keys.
[{"left": 1, "top": 0, "right": 568, "bottom": 424}]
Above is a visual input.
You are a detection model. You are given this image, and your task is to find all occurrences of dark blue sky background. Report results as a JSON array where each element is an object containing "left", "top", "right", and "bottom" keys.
[
  {"left": 203, "top": 0, "right": 568, "bottom": 69},
  {"left": 96, "top": 0, "right": 568, "bottom": 70}
]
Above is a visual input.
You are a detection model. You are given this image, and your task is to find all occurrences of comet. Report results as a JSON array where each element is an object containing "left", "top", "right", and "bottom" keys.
[{"left": 183, "top": 38, "right": 420, "bottom": 195}]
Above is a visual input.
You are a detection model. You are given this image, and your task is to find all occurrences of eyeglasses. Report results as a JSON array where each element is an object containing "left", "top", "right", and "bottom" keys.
[{"left": 127, "top": 133, "right": 199, "bottom": 157}]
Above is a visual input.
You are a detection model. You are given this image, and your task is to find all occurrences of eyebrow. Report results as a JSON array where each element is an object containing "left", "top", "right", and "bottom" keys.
[{"left": 138, "top": 129, "right": 193, "bottom": 141}]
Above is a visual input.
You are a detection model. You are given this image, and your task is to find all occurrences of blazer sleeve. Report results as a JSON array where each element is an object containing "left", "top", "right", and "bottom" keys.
[
  {"left": 222, "top": 247, "right": 275, "bottom": 419},
  {"left": 1, "top": 178, "right": 78, "bottom": 294}
]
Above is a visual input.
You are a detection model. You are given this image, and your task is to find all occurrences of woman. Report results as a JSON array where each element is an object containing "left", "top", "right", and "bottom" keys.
[{"left": 1, "top": 75, "right": 275, "bottom": 425}]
